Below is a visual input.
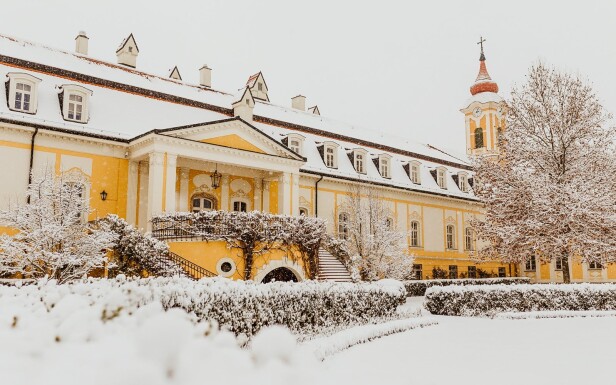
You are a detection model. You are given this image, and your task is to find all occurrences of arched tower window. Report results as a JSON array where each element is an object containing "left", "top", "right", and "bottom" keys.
[{"left": 474, "top": 127, "right": 484, "bottom": 149}]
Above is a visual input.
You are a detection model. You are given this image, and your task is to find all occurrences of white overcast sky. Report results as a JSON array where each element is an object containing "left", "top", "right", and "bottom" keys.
[{"left": 4, "top": 0, "right": 616, "bottom": 155}]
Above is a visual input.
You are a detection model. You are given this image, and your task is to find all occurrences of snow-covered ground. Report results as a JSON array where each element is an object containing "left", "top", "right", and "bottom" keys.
[
  {"left": 1, "top": 284, "right": 613, "bottom": 385},
  {"left": 325, "top": 298, "right": 616, "bottom": 385}
]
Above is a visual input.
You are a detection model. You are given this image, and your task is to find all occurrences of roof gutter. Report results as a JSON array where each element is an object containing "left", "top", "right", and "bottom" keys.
[
  {"left": 314, "top": 175, "right": 324, "bottom": 217},
  {"left": 26, "top": 127, "right": 38, "bottom": 204}
]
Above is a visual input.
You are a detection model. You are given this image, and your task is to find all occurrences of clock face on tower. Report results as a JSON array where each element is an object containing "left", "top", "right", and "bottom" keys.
[{"left": 473, "top": 107, "right": 482, "bottom": 118}]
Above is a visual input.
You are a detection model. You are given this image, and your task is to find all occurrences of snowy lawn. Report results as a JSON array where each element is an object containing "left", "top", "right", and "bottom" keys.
[{"left": 325, "top": 309, "right": 616, "bottom": 384}]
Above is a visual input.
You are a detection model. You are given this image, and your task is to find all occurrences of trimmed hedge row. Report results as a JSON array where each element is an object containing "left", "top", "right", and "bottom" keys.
[
  {"left": 404, "top": 277, "right": 530, "bottom": 297},
  {"left": 3, "top": 276, "right": 406, "bottom": 337},
  {"left": 424, "top": 283, "right": 616, "bottom": 316}
]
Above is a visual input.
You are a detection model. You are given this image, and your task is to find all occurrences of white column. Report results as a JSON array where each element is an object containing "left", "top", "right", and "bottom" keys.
[
  {"left": 164, "top": 153, "right": 177, "bottom": 213},
  {"left": 291, "top": 172, "right": 300, "bottom": 216},
  {"left": 278, "top": 172, "right": 291, "bottom": 215},
  {"left": 262, "top": 181, "right": 270, "bottom": 213},
  {"left": 126, "top": 160, "right": 139, "bottom": 226},
  {"left": 147, "top": 152, "right": 165, "bottom": 232},
  {"left": 137, "top": 161, "right": 149, "bottom": 231},
  {"left": 254, "top": 177, "right": 262, "bottom": 212},
  {"left": 221, "top": 174, "right": 230, "bottom": 211},
  {"left": 179, "top": 167, "right": 190, "bottom": 212}
]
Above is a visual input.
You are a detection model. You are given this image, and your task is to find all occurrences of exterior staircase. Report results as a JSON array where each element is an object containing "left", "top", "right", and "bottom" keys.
[{"left": 317, "top": 248, "right": 353, "bottom": 282}]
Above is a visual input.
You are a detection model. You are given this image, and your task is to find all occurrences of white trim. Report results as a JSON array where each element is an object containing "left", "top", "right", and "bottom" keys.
[
  {"left": 253, "top": 259, "right": 306, "bottom": 283},
  {"left": 59, "top": 84, "right": 93, "bottom": 123},
  {"left": 6, "top": 72, "right": 42, "bottom": 114},
  {"left": 216, "top": 257, "right": 237, "bottom": 278}
]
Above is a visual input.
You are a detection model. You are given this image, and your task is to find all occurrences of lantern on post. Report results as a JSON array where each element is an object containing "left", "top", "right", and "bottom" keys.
[{"left": 210, "top": 165, "right": 222, "bottom": 189}]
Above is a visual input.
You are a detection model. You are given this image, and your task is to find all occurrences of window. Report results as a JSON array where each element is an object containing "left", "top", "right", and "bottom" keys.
[
  {"left": 459, "top": 173, "right": 469, "bottom": 192},
  {"left": 410, "top": 221, "right": 420, "bottom": 247},
  {"left": 467, "top": 266, "right": 477, "bottom": 279},
  {"left": 7, "top": 73, "right": 41, "bottom": 114},
  {"left": 464, "top": 227, "right": 475, "bottom": 251},
  {"left": 67, "top": 93, "right": 84, "bottom": 121},
  {"left": 61, "top": 182, "right": 86, "bottom": 222},
  {"left": 474, "top": 127, "right": 484, "bottom": 148},
  {"left": 412, "top": 264, "right": 423, "bottom": 280},
  {"left": 289, "top": 139, "right": 301, "bottom": 155},
  {"left": 410, "top": 162, "right": 420, "bottom": 184},
  {"left": 325, "top": 146, "right": 336, "bottom": 168},
  {"left": 299, "top": 207, "right": 308, "bottom": 216},
  {"left": 60, "top": 84, "right": 92, "bottom": 122},
  {"left": 555, "top": 257, "right": 564, "bottom": 271},
  {"left": 446, "top": 224, "right": 456, "bottom": 249},
  {"left": 233, "top": 201, "right": 248, "bottom": 212},
  {"left": 589, "top": 261, "right": 603, "bottom": 270},
  {"left": 355, "top": 153, "right": 365, "bottom": 173},
  {"left": 338, "top": 212, "right": 349, "bottom": 239},
  {"left": 15, "top": 82, "right": 32, "bottom": 112},
  {"left": 258, "top": 82, "right": 263, "bottom": 91},
  {"left": 437, "top": 168, "right": 447, "bottom": 189},
  {"left": 449, "top": 265, "right": 458, "bottom": 279},
  {"left": 245, "top": 98, "right": 250, "bottom": 105},
  {"left": 379, "top": 157, "right": 390, "bottom": 178},
  {"left": 192, "top": 195, "right": 216, "bottom": 212},
  {"left": 498, "top": 267, "right": 507, "bottom": 277},
  {"left": 525, "top": 257, "right": 536, "bottom": 271}
]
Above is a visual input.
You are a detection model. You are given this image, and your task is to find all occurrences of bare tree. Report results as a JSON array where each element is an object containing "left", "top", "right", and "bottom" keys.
[
  {"left": 339, "top": 185, "right": 414, "bottom": 280},
  {"left": 0, "top": 170, "right": 117, "bottom": 283},
  {"left": 472, "top": 63, "right": 616, "bottom": 283}
]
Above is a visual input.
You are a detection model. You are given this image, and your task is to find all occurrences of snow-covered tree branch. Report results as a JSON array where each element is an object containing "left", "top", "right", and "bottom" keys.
[
  {"left": 472, "top": 63, "right": 616, "bottom": 283},
  {"left": 0, "top": 170, "right": 117, "bottom": 283}
]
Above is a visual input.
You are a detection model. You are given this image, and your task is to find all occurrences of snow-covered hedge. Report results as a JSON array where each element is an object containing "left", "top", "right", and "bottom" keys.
[
  {"left": 404, "top": 277, "right": 530, "bottom": 296},
  {"left": 495, "top": 310, "right": 616, "bottom": 320},
  {"left": 424, "top": 283, "right": 616, "bottom": 316},
  {"left": 1, "top": 276, "right": 406, "bottom": 337},
  {"left": 102, "top": 215, "right": 186, "bottom": 277}
]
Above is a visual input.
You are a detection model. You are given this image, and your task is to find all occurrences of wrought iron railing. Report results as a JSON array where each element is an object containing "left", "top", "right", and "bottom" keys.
[
  {"left": 151, "top": 215, "right": 289, "bottom": 241},
  {"left": 167, "top": 251, "right": 217, "bottom": 279}
]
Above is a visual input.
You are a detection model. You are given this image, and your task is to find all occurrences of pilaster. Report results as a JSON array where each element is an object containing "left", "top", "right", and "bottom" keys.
[
  {"left": 147, "top": 152, "right": 165, "bottom": 232},
  {"left": 291, "top": 173, "right": 300, "bottom": 216},
  {"left": 221, "top": 174, "right": 230, "bottom": 211},
  {"left": 179, "top": 167, "right": 190, "bottom": 212},
  {"left": 278, "top": 172, "right": 291, "bottom": 215},
  {"left": 254, "top": 177, "right": 262, "bottom": 212},
  {"left": 164, "top": 153, "right": 177, "bottom": 213},
  {"left": 126, "top": 160, "right": 139, "bottom": 226},
  {"left": 262, "top": 181, "right": 270, "bottom": 213},
  {"left": 137, "top": 161, "right": 149, "bottom": 231}
]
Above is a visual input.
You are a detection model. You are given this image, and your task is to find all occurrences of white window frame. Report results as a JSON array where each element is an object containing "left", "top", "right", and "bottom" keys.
[
  {"left": 192, "top": 196, "right": 216, "bottom": 212},
  {"left": 446, "top": 224, "right": 456, "bottom": 250},
  {"left": 464, "top": 227, "right": 475, "bottom": 251},
  {"left": 285, "top": 133, "right": 305, "bottom": 156},
  {"left": 458, "top": 172, "right": 469, "bottom": 192},
  {"left": 60, "top": 84, "right": 93, "bottom": 123},
  {"left": 437, "top": 167, "right": 447, "bottom": 189},
  {"left": 525, "top": 257, "right": 537, "bottom": 272},
  {"left": 231, "top": 198, "right": 251, "bottom": 212},
  {"left": 378, "top": 154, "right": 392, "bottom": 179},
  {"left": 410, "top": 220, "right": 421, "bottom": 247},
  {"left": 410, "top": 161, "right": 421, "bottom": 184},
  {"left": 323, "top": 141, "right": 339, "bottom": 168},
  {"left": 354, "top": 149, "right": 367, "bottom": 174},
  {"left": 7, "top": 73, "right": 42, "bottom": 114},
  {"left": 589, "top": 261, "right": 603, "bottom": 270}
]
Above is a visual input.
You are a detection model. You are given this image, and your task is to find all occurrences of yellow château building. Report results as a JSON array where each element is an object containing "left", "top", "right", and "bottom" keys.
[{"left": 0, "top": 32, "right": 611, "bottom": 283}]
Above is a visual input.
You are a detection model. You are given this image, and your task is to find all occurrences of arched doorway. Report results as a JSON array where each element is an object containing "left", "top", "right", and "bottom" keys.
[{"left": 261, "top": 267, "right": 299, "bottom": 283}]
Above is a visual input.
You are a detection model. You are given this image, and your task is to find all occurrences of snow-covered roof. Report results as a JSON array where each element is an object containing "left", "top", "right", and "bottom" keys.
[
  {"left": 462, "top": 92, "right": 503, "bottom": 109},
  {"left": 0, "top": 33, "right": 477, "bottom": 201}
]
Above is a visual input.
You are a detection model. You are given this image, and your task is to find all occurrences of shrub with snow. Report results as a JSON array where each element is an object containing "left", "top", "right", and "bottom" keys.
[
  {"left": 424, "top": 283, "right": 616, "bottom": 316},
  {"left": 404, "top": 277, "right": 530, "bottom": 297},
  {"left": 0, "top": 276, "right": 406, "bottom": 337}
]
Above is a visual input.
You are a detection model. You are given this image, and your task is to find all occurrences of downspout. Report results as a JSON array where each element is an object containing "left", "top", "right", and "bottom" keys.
[
  {"left": 314, "top": 175, "right": 323, "bottom": 217},
  {"left": 26, "top": 127, "right": 39, "bottom": 204}
]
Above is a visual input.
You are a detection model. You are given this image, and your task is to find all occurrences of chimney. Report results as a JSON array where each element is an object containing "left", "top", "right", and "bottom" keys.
[
  {"left": 75, "top": 31, "right": 89, "bottom": 55},
  {"left": 116, "top": 34, "right": 139, "bottom": 68},
  {"left": 291, "top": 95, "right": 306, "bottom": 111},
  {"left": 199, "top": 64, "right": 212, "bottom": 88}
]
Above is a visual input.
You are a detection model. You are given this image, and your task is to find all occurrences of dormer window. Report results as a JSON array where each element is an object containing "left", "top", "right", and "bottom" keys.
[
  {"left": 354, "top": 151, "right": 366, "bottom": 174},
  {"left": 436, "top": 167, "right": 447, "bottom": 189},
  {"left": 410, "top": 162, "right": 420, "bottom": 184},
  {"left": 375, "top": 154, "right": 392, "bottom": 179},
  {"left": 60, "top": 84, "right": 93, "bottom": 123},
  {"left": 458, "top": 172, "right": 469, "bottom": 192},
  {"left": 282, "top": 133, "right": 305, "bottom": 156},
  {"left": 318, "top": 141, "right": 339, "bottom": 168},
  {"left": 326, "top": 146, "right": 335, "bottom": 167},
  {"left": 7, "top": 73, "right": 42, "bottom": 114}
]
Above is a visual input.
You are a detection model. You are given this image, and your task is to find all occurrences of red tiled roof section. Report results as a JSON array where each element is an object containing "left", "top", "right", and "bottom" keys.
[{"left": 470, "top": 59, "right": 498, "bottom": 95}]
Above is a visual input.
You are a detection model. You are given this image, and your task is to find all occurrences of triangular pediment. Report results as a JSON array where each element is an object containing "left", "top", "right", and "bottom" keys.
[{"left": 159, "top": 118, "right": 303, "bottom": 160}]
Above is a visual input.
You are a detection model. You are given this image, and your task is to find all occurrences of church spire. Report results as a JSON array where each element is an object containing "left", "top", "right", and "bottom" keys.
[{"left": 470, "top": 36, "right": 499, "bottom": 95}]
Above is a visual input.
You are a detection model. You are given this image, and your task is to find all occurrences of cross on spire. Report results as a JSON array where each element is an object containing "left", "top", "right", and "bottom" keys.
[{"left": 477, "top": 36, "right": 486, "bottom": 61}]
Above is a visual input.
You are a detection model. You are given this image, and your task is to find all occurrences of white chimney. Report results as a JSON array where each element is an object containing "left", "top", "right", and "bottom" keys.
[
  {"left": 199, "top": 64, "right": 212, "bottom": 88},
  {"left": 116, "top": 34, "right": 139, "bottom": 68},
  {"left": 75, "top": 31, "right": 89, "bottom": 55},
  {"left": 291, "top": 95, "right": 306, "bottom": 111}
]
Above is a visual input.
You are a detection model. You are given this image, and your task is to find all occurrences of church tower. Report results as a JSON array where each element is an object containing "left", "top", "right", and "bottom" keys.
[{"left": 460, "top": 37, "right": 505, "bottom": 156}]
